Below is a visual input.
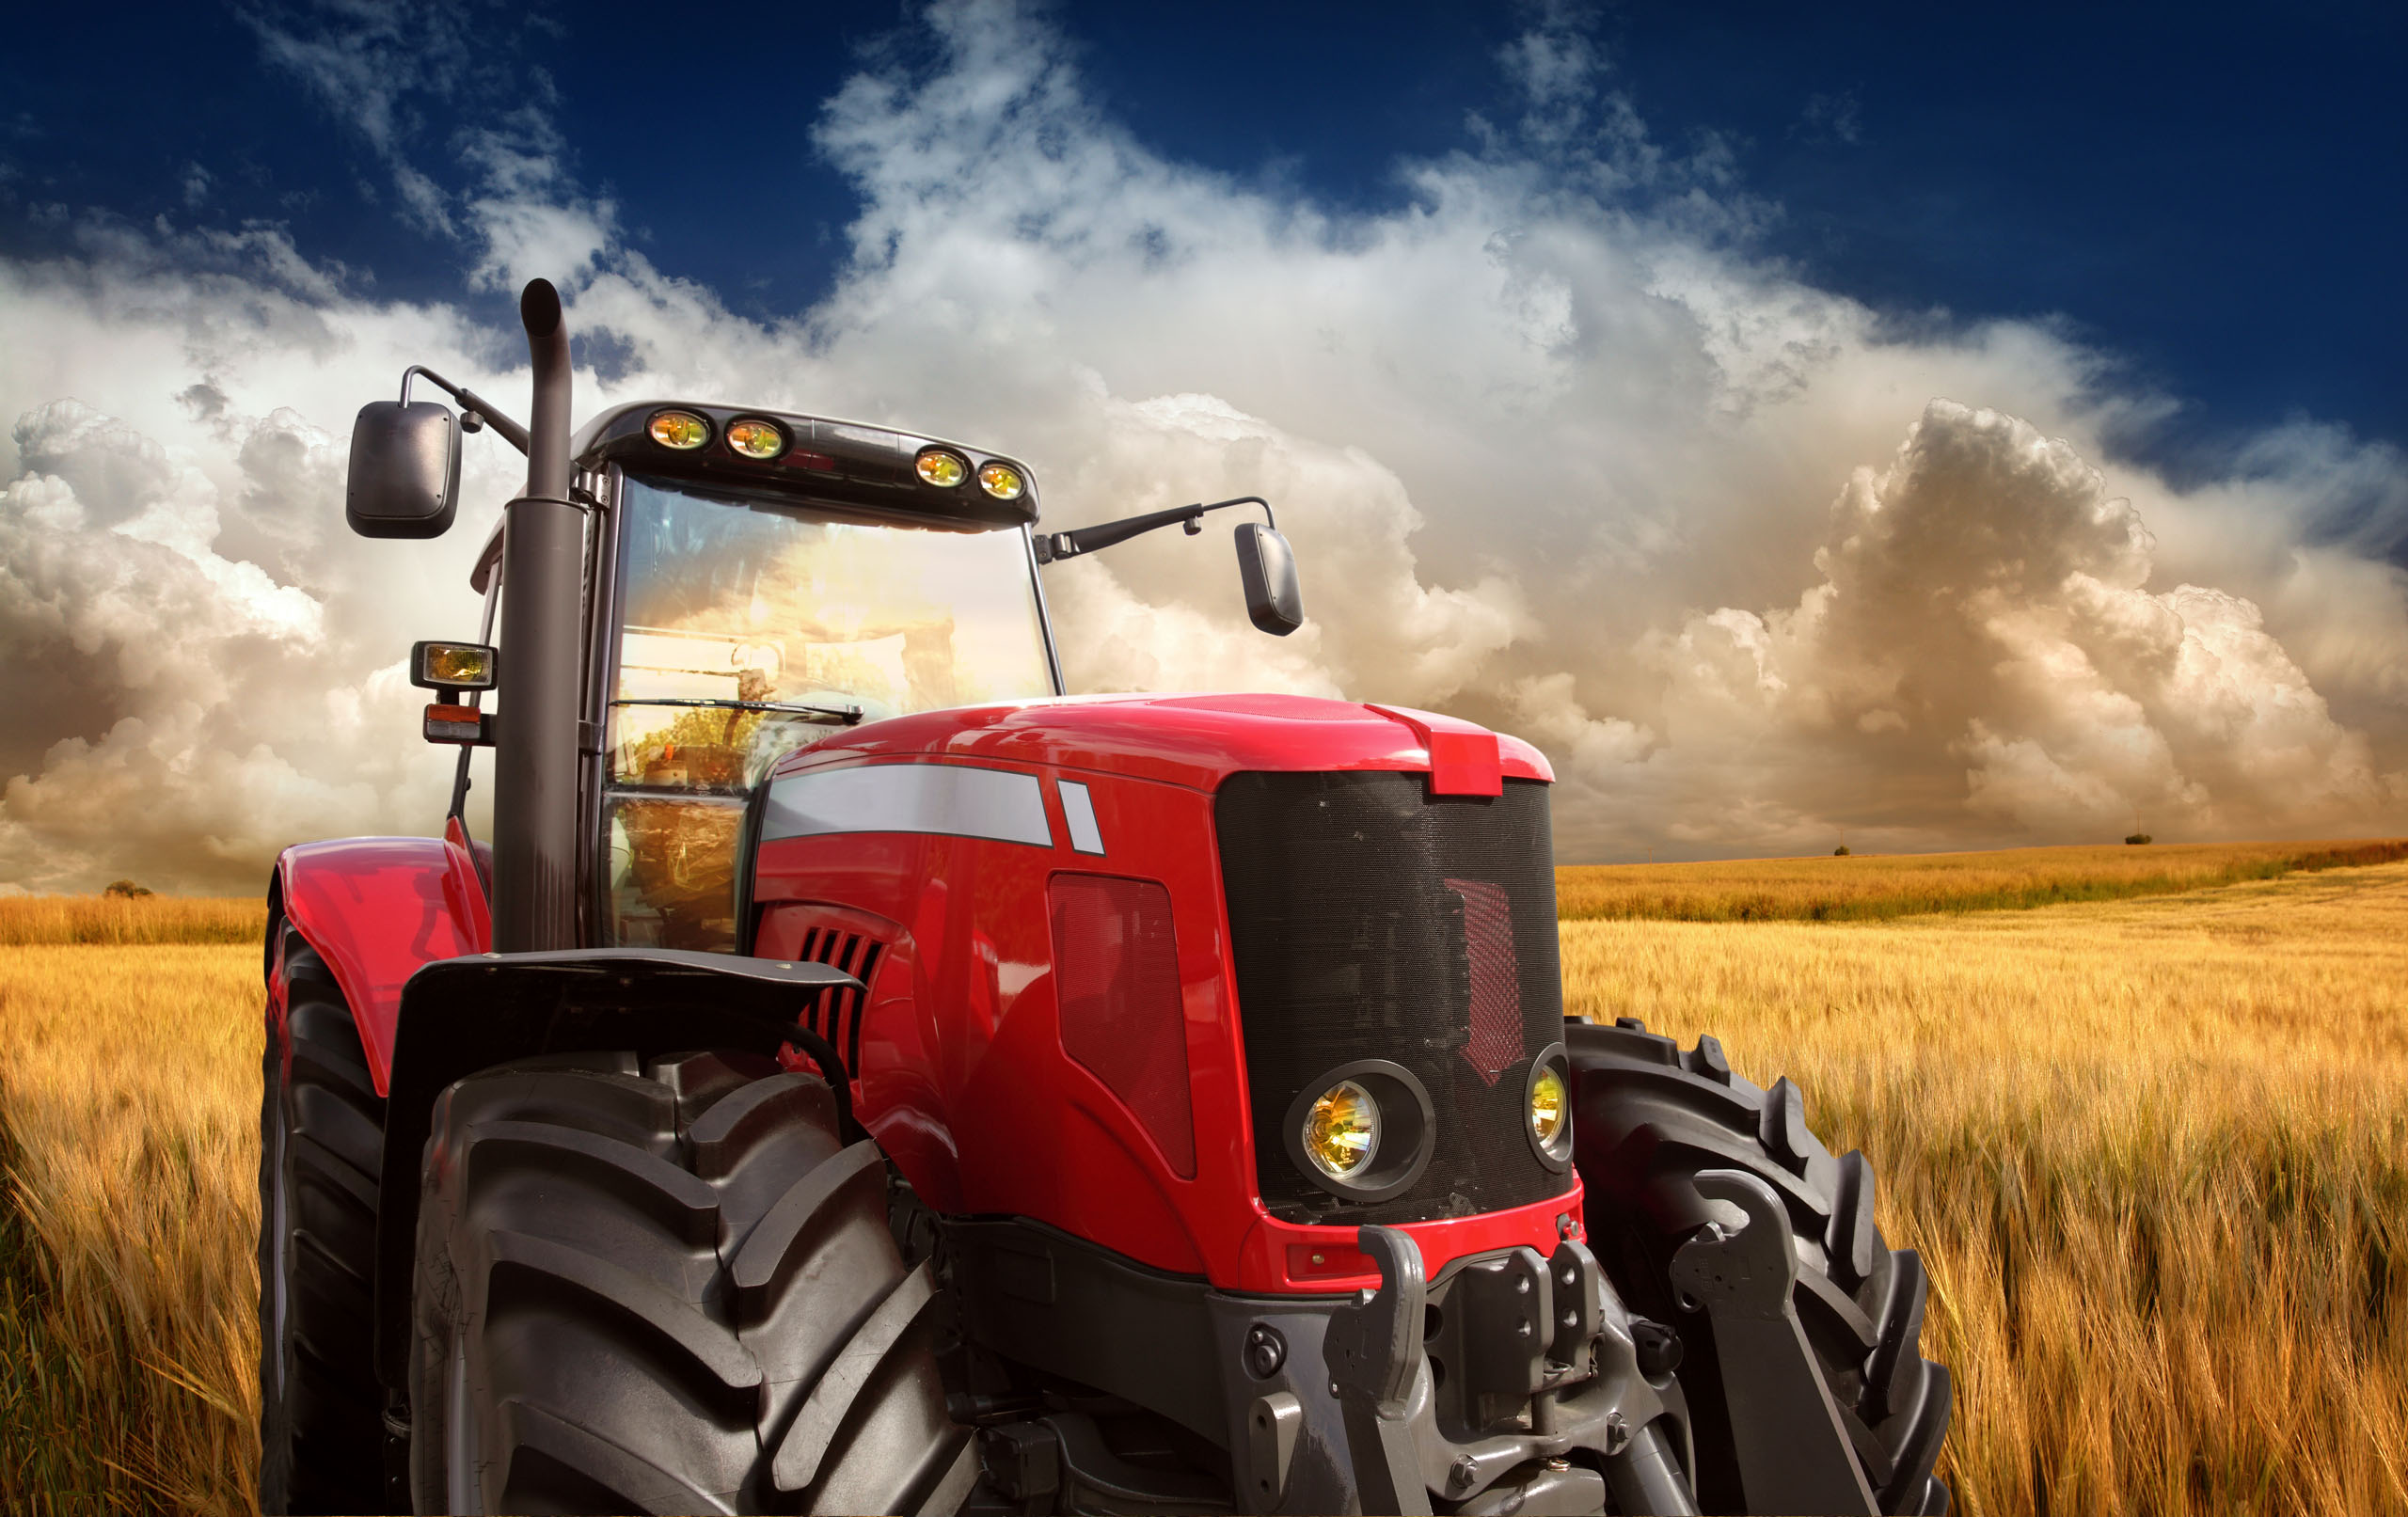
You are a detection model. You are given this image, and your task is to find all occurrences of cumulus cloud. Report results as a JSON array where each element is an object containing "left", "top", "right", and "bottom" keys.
[
  {"left": 1, "top": 0, "right": 2403, "bottom": 892},
  {"left": 1526, "top": 403, "right": 2397, "bottom": 859}
]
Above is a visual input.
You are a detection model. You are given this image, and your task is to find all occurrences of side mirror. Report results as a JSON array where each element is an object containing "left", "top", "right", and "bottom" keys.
[
  {"left": 347, "top": 400, "right": 461, "bottom": 539},
  {"left": 1235, "top": 522, "right": 1304, "bottom": 637}
]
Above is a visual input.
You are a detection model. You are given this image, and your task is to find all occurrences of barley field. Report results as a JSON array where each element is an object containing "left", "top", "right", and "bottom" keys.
[{"left": 1, "top": 859, "right": 2405, "bottom": 1514}]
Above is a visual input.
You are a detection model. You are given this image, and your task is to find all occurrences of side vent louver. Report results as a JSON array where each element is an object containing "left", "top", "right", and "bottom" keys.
[{"left": 791, "top": 926, "right": 885, "bottom": 1075}]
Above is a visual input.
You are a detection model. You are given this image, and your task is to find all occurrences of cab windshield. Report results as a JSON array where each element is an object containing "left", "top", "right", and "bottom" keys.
[{"left": 601, "top": 471, "right": 1056, "bottom": 949}]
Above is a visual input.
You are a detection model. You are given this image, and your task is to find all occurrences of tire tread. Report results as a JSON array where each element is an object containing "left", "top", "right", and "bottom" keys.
[{"left": 1569, "top": 1018, "right": 1951, "bottom": 1516}]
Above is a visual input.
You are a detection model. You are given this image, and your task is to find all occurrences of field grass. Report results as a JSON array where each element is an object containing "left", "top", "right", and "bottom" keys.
[
  {"left": 0, "top": 944, "right": 259, "bottom": 1517},
  {"left": 1558, "top": 836, "right": 2408, "bottom": 922},
  {"left": 1561, "top": 863, "right": 2408, "bottom": 1515},
  {"left": 0, "top": 895, "right": 267, "bottom": 947},
  {"left": 0, "top": 858, "right": 2403, "bottom": 1513}
]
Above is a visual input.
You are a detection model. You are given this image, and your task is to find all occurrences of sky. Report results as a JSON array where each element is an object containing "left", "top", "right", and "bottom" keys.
[{"left": 1, "top": 0, "right": 2403, "bottom": 892}]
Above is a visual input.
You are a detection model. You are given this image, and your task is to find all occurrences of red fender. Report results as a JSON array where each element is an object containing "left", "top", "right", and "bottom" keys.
[{"left": 271, "top": 831, "right": 492, "bottom": 1097}]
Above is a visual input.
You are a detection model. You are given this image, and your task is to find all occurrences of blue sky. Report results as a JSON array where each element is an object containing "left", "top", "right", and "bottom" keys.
[
  {"left": 7, "top": 2, "right": 2400, "bottom": 475},
  {"left": 2, "top": 0, "right": 2404, "bottom": 888}
]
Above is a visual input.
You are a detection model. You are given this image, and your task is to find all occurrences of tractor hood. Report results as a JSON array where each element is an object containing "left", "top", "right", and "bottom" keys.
[{"left": 764, "top": 692, "right": 1551, "bottom": 796}]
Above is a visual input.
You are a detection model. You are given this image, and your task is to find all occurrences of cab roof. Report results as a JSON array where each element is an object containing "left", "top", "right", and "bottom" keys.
[{"left": 571, "top": 401, "right": 1038, "bottom": 529}]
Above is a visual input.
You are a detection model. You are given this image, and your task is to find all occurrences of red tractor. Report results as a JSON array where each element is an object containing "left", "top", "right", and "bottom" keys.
[{"left": 257, "top": 280, "right": 1950, "bottom": 1515}]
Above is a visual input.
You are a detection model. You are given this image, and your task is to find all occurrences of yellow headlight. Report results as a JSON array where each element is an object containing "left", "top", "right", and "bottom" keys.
[
  {"left": 916, "top": 450, "right": 969, "bottom": 487},
  {"left": 977, "top": 461, "right": 1025, "bottom": 500},
  {"left": 1302, "top": 1079, "right": 1381, "bottom": 1181},
  {"left": 726, "top": 418, "right": 784, "bottom": 458},
  {"left": 1529, "top": 1065, "right": 1568, "bottom": 1152},
  {"left": 648, "top": 409, "right": 709, "bottom": 450}
]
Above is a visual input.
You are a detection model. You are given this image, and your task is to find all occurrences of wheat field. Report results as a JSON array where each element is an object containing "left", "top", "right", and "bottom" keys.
[
  {"left": 1, "top": 861, "right": 2405, "bottom": 1514},
  {"left": 1558, "top": 836, "right": 2408, "bottom": 922},
  {"left": 1560, "top": 864, "right": 2408, "bottom": 1515},
  {"left": 0, "top": 942, "right": 261, "bottom": 1517},
  {"left": 0, "top": 895, "right": 268, "bottom": 947}
]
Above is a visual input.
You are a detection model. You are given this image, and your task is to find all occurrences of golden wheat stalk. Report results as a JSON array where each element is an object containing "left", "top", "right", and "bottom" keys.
[{"left": 1, "top": 860, "right": 2403, "bottom": 1512}]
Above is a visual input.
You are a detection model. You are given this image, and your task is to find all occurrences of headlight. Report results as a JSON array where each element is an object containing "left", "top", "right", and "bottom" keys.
[
  {"left": 1280, "top": 1059, "right": 1435, "bottom": 1202},
  {"left": 1530, "top": 1066, "right": 1566, "bottom": 1148},
  {"left": 648, "top": 409, "right": 710, "bottom": 450},
  {"left": 726, "top": 418, "right": 784, "bottom": 458},
  {"left": 915, "top": 449, "right": 969, "bottom": 487},
  {"left": 1301, "top": 1080, "right": 1380, "bottom": 1181},
  {"left": 976, "top": 461, "right": 1025, "bottom": 499},
  {"left": 1525, "top": 1044, "right": 1574, "bottom": 1170}
]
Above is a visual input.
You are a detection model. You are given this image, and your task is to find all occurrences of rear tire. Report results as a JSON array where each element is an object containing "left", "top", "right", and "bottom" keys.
[
  {"left": 409, "top": 1050, "right": 973, "bottom": 1515},
  {"left": 257, "top": 928, "right": 390, "bottom": 1514},
  {"left": 1568, "top": 1019, "right": 1952, "bottom": 1516}
]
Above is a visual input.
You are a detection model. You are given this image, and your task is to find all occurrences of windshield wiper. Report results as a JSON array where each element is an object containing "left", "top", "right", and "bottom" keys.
[{"left": 610, "top": 698, "right": 863, "bottom": 726}]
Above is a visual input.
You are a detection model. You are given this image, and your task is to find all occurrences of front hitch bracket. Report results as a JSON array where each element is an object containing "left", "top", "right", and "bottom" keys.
[
  {"left": 1324, "top": 1226, "right": 1434, "bottom": 1515},
  {"left": 1669, "top": 1169, "right": 1877, "bottom": 1515},
  {"left": 1323, "top": 1225, "right": 1699, "bottom": 1515}
]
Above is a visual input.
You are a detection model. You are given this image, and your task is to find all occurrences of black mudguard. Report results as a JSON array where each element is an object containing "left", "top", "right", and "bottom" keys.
[{"left": 368, "top": 948, "right": 858, "bottom": 1389}]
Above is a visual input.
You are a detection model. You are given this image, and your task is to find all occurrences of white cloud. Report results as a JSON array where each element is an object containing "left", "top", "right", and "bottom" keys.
[{"left": 0, "top": 0, "right": 2402, "bottom": 892}]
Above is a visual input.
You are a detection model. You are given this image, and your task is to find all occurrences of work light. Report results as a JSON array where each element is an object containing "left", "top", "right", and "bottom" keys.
[
  {"left": 648, "top": 409, "right": 709, "bottom": 450},
  {"left": 977, "top": 461, "right": 1025, "bottom": 500},
  {"left": 410, "top": 640, "right": 498, "bottom": 691},
  {"left": 915, "top": 449, "right": 969, "bottom": 487},
  {"left": 1301, "top": 1079, "right": 1380, "bottom": 1181},
  {"left": 726, "top": 418, "right": 784, "bottom": 458}
]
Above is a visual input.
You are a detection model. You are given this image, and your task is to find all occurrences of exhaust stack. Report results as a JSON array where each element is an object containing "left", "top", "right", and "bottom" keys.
[{"left": 489, "top": 278, "right": 583, "bottom": 952}]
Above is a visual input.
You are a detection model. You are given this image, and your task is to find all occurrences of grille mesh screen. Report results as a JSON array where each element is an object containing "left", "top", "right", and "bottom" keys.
[
  {"left": 1215, "top": 772, "right": 1570, "bottom": 1224},
  {"left": 1050, "top": 874, "right": 1196, "bottom": 1177}
]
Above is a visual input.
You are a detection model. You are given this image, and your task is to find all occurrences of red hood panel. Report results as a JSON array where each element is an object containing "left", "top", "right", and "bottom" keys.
[{"left": 768, "top": 692, "right": 1553, "bottom": 792}]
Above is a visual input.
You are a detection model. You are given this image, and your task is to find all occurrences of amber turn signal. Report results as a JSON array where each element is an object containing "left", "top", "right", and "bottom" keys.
[{"left": 423, "top": 704, "right": 490, "bottom": 745}]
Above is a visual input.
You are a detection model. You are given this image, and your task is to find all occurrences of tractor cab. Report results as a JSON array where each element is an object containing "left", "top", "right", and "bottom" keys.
[
  {"left": 358, "top": 378, "right": 1300, "bottom": 955},
  {"left": 576, "top": 406, "right": 1065, "bottom": 950}
]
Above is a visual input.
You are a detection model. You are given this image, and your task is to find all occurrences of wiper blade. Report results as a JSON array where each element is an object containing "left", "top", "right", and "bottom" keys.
[{"left": 610, "top": 698, "right": 863, "bottom": 726}]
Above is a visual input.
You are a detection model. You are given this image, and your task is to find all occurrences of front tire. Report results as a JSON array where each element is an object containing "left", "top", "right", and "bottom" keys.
[
  {"left": 257, "top": 927, "right": 390, "bottom": 1514},
  {"left": 409, "top": 1050, "right": 974, "bottom": 1514},
  {"left": 1569, "top": 1019, "right": 1952, "bottom": 1515}
]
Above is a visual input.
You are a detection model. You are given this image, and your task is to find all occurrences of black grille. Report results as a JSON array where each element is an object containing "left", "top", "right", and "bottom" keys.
[{"left": 1215, "top": 772, "right": 1572, "bottom": 1225}]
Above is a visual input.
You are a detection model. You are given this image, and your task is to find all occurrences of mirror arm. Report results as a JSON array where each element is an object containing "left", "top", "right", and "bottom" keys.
[
  {"left": 1036, "top": 495, "right": 1275, "bottom": 563},
  {"left": 400, "top": 365, "right": 532, "bottom": 457}
]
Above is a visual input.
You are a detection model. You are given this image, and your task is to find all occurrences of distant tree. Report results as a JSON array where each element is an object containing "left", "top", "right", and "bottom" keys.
[
  {"left": 102, "top": 879, "right": 153, "bottom": 898},
  {"left": 2125, "top": 834, "right": 2153, "bottom": 845},
  {"left": 1833, "top": 845, "right": 1851, "bottom": 857}
]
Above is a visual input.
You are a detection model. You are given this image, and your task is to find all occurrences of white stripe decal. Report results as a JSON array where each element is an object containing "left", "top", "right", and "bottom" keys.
[
  {"left": 763, "top": 764, "right": 1052, "bottom": 847},
  {"left": 1058, "top": 781, "right": 1105, "bottom": 855}
]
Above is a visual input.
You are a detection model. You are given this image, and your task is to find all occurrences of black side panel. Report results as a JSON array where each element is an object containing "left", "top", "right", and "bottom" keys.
[
  {"left": 947, "top": 1218, "right": 1228, "bottom": 1443},
  {"left": 1215, "top": 773, "right": 1571, "bottom": 1225}
]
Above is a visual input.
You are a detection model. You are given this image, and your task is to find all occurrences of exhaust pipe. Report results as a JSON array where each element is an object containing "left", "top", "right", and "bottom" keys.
[{"left": 490, "top": 278, "right": 582, "bottom": 952}]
